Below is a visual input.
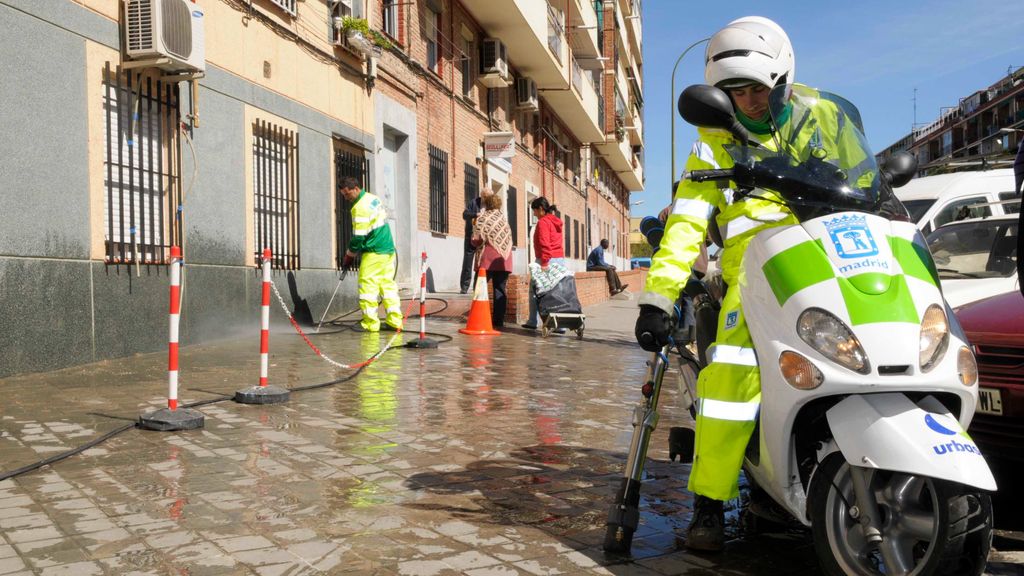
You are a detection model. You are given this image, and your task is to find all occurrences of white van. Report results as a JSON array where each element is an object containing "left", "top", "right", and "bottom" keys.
[{"left": 895, "top": 168, "right": 1019, "bottom": 235}]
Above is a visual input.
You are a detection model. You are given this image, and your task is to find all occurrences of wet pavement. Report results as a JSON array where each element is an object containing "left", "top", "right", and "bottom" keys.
[{"left": 1, "top": 298, "right": 1022, "bottom": 575}]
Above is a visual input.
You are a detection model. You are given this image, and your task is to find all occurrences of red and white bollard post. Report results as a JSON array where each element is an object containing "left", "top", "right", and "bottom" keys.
[
  {"left": 235, "top": 248, "right": 290, "bottom": 404},
  {"left": 407, "top": 251, "right": 439, "bottom": 349},
  {"left": 140, "top": 245, "right": 205, "bottom": 431}
]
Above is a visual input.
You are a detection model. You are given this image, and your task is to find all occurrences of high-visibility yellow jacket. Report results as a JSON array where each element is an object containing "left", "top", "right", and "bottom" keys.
[
  {"left": 349, "top": 190, "right": 395, "bottom": 255},
  {"left": 641, "top": 87, "right": 872, "bottom": 313}
]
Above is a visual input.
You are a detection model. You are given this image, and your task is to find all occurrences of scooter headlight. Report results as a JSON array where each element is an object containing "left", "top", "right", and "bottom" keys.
[
  {"left": 797, "top": 308, "right": 870, "bottom": 374},
  {"left": 957, "top": 346, "right": 977, "bottom": 387},
  {"left": 919, "top": 304, "right": 950, "bottom": 373}
]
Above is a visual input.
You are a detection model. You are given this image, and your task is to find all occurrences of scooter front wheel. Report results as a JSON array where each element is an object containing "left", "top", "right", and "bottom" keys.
[{"left": 809, "top": 453, "right": 992, "bottom": 576}]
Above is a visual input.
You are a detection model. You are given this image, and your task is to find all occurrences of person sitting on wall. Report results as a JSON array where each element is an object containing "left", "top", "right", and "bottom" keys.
[{"left": 586, "top": 238, "right": 628, "bottom": 295}]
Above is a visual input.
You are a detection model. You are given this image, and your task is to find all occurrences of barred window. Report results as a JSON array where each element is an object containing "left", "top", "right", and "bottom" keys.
[
  {"left": 103, "top": 64, "right": 181, "bottom": 265},
  {"left": 428, "top": 145, "right": 448, "bottom": 233},
  {"left": 334, "top": 140, "right": 368, "bottom": 269},
  {"left": 464, "top": 163, "right": 479, "bottom": 221},
  {"left": 507, "top": 186, "right": 518, "bottom": 247},
  {"left": 253, "top": 120, "right": 300, "bottom": 270}
]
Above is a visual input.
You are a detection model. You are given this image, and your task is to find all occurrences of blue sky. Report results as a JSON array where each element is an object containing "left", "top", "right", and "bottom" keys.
[{"left": 633, "top": 0, "right": 1024, "bottom": 218}]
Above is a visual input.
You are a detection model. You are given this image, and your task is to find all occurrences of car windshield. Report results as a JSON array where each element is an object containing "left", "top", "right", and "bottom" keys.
[
  {"left": 722, "top": 84, "right": 888, "bottom": 220},
  {"left": 903, "top": 199, "right": 935, "bottom": 223},
  {"left": 926, "top": 220, "right": 1019, "bottom": 278}
]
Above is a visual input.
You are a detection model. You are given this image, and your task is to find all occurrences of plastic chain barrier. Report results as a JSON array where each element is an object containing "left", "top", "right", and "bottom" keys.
[{"left": 269, "top": 279, "right": 416, "bottom": 369}]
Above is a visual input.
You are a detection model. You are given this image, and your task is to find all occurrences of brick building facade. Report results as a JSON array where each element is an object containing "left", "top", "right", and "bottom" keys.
[{"left": 367, "top": 0, "right": 644, "bottom": 291}]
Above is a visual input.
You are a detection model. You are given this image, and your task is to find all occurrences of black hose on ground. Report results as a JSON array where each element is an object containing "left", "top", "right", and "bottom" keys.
[
  {"left": 0, "top": 293, "right": 456, "bottom": 477},
  {"left": 0, "top": 423, "right": 135, "bottom": 482}
]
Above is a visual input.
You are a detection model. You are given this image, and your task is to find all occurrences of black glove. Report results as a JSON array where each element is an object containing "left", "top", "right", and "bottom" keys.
[
  {"left": 342, "top": 253, "right": 357, "bottom": 271},
  {"left": 635, "top": 305, "right": 674, "bottom": 352}
]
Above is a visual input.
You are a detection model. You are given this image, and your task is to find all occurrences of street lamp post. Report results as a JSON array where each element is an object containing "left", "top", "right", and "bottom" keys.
[{"left": 671, "top": 38, "right": 710, "bottom": 199}]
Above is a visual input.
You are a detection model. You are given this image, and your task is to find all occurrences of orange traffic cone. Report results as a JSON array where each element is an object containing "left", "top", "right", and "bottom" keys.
[{"left": 459, "top": 268, "right": 501, "bottom": 336}]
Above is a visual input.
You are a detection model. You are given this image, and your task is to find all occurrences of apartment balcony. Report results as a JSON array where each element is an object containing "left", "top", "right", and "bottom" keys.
[
  {"left": 617, "top": 0, "right": 642, "bottom": 64},
  {"left": 566, "top": 0, "right": 600, "bottom": 59},
  {"left": 627, "top": 109, "right": 643, "bottom": 147},
  {"left": 595, "top": 118, "right": 644, "bottom": 190},
  {"left": 544, "top": 56, "right": 602, "bottom": 141},
  {"left": 462, "top": 0, "right": 602, "bottom": 141},
  {"left": 612, "top": 0, "right": 641, "bottom": 69}
]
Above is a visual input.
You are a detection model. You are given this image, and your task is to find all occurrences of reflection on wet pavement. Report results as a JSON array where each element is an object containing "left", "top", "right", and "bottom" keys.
[{"left": 0, "top": 308, "right": 1020, "bottom": 575}]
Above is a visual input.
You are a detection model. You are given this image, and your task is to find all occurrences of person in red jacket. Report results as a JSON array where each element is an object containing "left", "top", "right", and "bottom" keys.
[{"left": 522, "top": 197, "right": 566, "bottom": 329}]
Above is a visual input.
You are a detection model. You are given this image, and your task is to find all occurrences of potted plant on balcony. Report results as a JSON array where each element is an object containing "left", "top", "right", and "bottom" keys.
[
  {"left": 614, "top": 114, "right": 626, "bottom": 142},
  {"left": 336, "top": 16, "right": 393, "bottom": 57}
]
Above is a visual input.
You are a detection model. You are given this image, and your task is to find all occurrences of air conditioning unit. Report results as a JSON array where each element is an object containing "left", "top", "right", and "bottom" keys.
[
  {"left": 125, "top": 0, "right": 206, "bottom": 73},
  {"left": 480, "top": 38, "right": 511, "bottom": 88},
  {"left": 515, "top": 77, "right": 538, "bottom": 111}
]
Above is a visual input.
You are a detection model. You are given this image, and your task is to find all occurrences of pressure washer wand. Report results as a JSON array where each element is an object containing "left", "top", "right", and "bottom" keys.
[{"left": 315, "top": 267, "right": 349, "bottom": 333}]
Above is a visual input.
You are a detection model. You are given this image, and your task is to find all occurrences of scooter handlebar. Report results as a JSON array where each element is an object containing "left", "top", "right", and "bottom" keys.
[{"left": 688, "top": 169, "right": 734, "bottom": 182}]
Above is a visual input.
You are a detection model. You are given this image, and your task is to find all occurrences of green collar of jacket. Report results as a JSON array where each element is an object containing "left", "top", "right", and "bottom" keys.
[
  {"left": 355, "top": 189, "right": 366, "bottom": 204},
  {"left": 737, "top": 103, "right": 793, "bottom": 135}
]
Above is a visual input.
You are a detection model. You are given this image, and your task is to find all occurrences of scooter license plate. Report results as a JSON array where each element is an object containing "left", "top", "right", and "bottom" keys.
[{"left": 977, "top": 387, "right": 1003, "bottom": 415}]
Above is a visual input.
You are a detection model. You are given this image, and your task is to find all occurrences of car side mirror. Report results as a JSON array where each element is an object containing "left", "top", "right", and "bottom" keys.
[
  {"left": 880, "top": 152, "right": 918, "bottom": 188},
  {"left": 678, "top": 84, "right": 750, "bottom": 144}
]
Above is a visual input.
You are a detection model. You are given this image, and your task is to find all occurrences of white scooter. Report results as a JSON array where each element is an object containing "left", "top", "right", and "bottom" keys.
[{"left": 605, "top": 84, "right": 995, "bottom": 576}]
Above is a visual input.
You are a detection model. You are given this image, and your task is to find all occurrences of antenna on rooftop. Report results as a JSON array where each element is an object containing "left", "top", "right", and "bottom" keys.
[{"left": 912, "top": 87, "right": 917, "bottom": 134}]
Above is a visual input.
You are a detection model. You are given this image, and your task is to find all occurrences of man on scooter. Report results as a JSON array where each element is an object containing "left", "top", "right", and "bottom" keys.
[{"left": 635, "top": 16, "right": 833, "bottom": 552}]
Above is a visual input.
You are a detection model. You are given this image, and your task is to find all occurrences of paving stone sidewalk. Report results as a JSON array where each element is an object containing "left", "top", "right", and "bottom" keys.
[{"left": 0, "top": 299, "right": 1020, "bottom": 575}]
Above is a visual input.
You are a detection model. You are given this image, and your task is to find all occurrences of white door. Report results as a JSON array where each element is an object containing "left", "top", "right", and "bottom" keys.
[
  {"left": 525, "top": 182, "right": 540, "bottom": 265},
  {"left": 380, "top": 134, "right": 399, "bottom": 240}
]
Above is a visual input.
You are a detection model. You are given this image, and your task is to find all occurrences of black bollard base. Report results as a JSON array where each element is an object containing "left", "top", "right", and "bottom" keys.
[
  {"left": 139, "top": 407, "right": 205, "bottom": 431},
  {"left": 406, "top": 338, "right": 439, "bottom": 349},
  {"left": 234, "top": 385, "right": 290, "bottom": 405}
]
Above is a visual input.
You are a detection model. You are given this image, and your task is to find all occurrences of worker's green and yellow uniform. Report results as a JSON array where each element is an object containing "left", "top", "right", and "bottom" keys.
[
  {"left": 350, "top": 190, "right": 403, "bottom": 332},
  {"left": 640, "top": 85, "right": 873, "bottom": 501}
]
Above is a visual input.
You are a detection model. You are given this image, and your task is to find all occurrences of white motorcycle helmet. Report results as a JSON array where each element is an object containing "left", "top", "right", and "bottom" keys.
[{"left": 705, "top": 16, "right": 795, "bottom": 90}]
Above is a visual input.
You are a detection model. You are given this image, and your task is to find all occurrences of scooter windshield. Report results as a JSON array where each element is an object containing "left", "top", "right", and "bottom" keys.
[{"left": 724, "top": 84, "right": 883, "bottom": 220}]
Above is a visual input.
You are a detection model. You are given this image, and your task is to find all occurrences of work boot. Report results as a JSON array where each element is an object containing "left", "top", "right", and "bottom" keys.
[{"left": 686, "top": 496, "right": 725, "bottom": 552}]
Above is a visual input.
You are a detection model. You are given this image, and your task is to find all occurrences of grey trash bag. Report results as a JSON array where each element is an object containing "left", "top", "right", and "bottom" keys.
[{"left": 537, "top": 275, "right": 582, "bottom": 317}]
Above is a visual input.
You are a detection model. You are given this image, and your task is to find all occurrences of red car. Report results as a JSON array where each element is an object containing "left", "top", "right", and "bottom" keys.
[{"left": 956, "top": 290, "right": 1024, "bottom": 460}]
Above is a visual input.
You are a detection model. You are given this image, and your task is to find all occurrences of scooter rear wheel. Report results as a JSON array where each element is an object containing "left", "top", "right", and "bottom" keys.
[{"left": 809, "top": 453, "right": 992, "bottom": 576}]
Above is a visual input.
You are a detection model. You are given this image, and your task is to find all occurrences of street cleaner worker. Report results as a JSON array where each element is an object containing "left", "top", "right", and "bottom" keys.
[
  {"left": 634, "top": 16, "right": 869, "bottom": 552},
  {"left": 340, "top": 176, "right": 403, "bottom": 332}
]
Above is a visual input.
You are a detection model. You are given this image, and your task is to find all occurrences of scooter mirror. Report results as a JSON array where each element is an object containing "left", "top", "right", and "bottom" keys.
[
  {"left": 880, "top": 152, "right": 918, "bottom": 188},
  {"left": 678, "top": 84, "right": 750, "bottom": 144}
]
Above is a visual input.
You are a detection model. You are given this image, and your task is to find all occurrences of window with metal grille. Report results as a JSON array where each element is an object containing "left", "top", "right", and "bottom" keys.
[
  {"left": 334, "top": 141, "right": 368, "bottom": 269},
  {"left": 564, "top": 215, "right": 571, "bottom": 256},
  {"left": 253, "top": 119, "right": 300, "bottom": 270},
  {"left": 507, "top": 186, "right": 518, "bottom": 247},
  {"left": 464, "top": 163, "right": 479, "bottom": 221},
  {"left": 103, "top": 64, "right": 182, "bottom": 265},
  {"left": 428, "top": 144, "right": 448, "bottom": 233},
  {"left": 268, "top": 0, "right": 296, "bottom": 16},
  {"left": 382, "top": 0, "right": 397, "bottom": 39}
]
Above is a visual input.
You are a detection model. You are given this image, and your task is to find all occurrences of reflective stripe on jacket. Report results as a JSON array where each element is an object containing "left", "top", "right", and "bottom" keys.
[{"left": 641, "top": 87, "right": 864, "bottom": 314}]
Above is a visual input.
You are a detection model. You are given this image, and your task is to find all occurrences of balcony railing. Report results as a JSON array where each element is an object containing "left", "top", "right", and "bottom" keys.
[
  {"left": 571, "top": 56, "right": 583, "bottom": 94},
  {"left": 548, "top": 4, "right": 564, "bottom": 63}
]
